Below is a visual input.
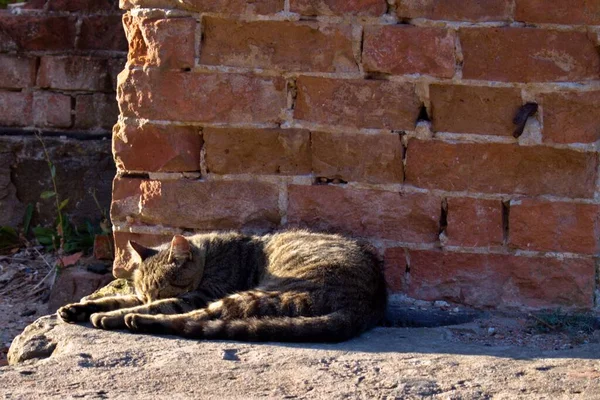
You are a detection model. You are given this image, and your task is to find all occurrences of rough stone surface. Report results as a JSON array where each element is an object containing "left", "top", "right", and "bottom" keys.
[
  {"left": 287, "top": 185, "right": 440, "bottom": 242},
  {"left": 397, "top": 0, "right": 512, "bottom": 21},
  {"left": 363, "top": 26, "right": 455, "bottom": 78},
  {"left": 541, "top": 90, "right": 600, "bottom": 144},
  {"left": 111, "top": 178, "right": 280, "bottom": 231},
  {"left": 460, "top": 28, "right": 600, "bottom": 82},
  {"left": 124, "top": 15, "right": 196, "bottom": 69},
  {"left": 118, "top": 69, "right": 286, "bottom": 123},
  {"left": 113, "top": 122, "right": 202, "bottom": 172},
  {"left": 445, "top": 198, "right": 504, "bottom": 247},
  {"left": 405, "top": 139, "right": 598, "bottom": 198},
  {"left": 204, "top": 127, "right": 311, "bottom": 175},
  {"left": 48, "top": 269, "right": 113, "bottom": 313},
  {"left": 5, "top": 315, "right": 600, "bottom": 398},
  {"left": 201, "top": 18, "right": 357, "bottom": 73},
  {"left": 295, "top": 77, "right": 420, "bottom": 130},
  {"left": 515, "top": 0, "right": 600, "bottom": 25},
  {"left": 429, "top": 84, "right": 522, "bottom": 136},
  {"left": 509, "top": 200, "right": 600, "bottom": 255},
  {"left": 311, "top": 131, "right": 403, "bottom": 184},
  {"left": 398, "top": 250, "right": 595, "bottom": 309},
  {"left": 290, "top": 0, "right": 386, "bottom": 16}
]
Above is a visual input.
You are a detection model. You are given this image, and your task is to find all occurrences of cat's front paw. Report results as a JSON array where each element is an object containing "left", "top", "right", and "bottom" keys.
[
  {"left": 90, "top": 312, "right": 126, "bottom": 330},
  {"left": 57, "top": 303, "right": 90, "bottom": 323}
]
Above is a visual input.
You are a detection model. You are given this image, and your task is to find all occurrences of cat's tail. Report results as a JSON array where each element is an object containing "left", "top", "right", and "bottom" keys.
[{"left": 181, "top": 310, "right": 374, "bottom": 343}]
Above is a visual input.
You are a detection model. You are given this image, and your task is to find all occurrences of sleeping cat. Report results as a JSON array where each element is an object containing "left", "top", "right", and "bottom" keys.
[{"left": 58, "top": 230, "right": 387, "bottom": 342}]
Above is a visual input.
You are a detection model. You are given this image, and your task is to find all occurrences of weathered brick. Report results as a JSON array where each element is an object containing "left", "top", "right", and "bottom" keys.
[
  {"left": 363, "top": 26, "right": 455, "bottom": 78},
  {"left": 121, "top": 0, "right": 283, "bottom": 14},
  {"left": 48, "top": 0, "right": 118, "bottom": 11},
  {"left": 0, "top": 15, "right": 76, "bottom": 52},
  {"left": 123, "top": 14, "right": 196, "bottom": 69},
  {"left": 204, "top": 127, "right": 311, "bottom": 175},
  {"left": 384, "top": 247, "right": 408, "bottom": 292},
  {"left": 446, "top": 198, "right": 503, "bottom": 247},
  {"left": 515, "top": 0, "right": 600, "bottom": 25},
  {"left": 78, "top": 15, "right": 128, "bottom": 51},
  {"left": 74, "top": 93, "right": 119, "bottom": 130},
  {"left": 111, "top": 178, "right": 280, "bottom": 230},
  {"left": 108, "top": 58, "right": 126, "bottom": 91},
  {"left": 311, "top": 132, "right": 403, "bottom": 184},
  {"left": 33, "top": 92, "right": 72, "bottom": 129},
  {"left": 397, "top": 0, "right": 512, "bottom": 21},
  {"left": 295, "top": 77, "right": 420, "bottom": 130},
  {"left": 38, "top": 56, "right": 111, "bottom": 91},
  {"left": 201, "top": 18, "right": 357, "bottom": 73},
  {"left": 0, "top": 55, "right": 37, "bottom": 89},
  {"left": 118, "top": 69, "right": 286, "bottom": 123},
  {"left": 402, "top": 250, "right": 595, "bottom": 309},
  {"left": 113, "top": 231, "right": 174, "bottom": 278},
  {"left": 509, "top": 200, "right": 600, "bottom": 255},
  {"left": 113, "top": 122, "right": 202, "bottom": 172},
  {"left": 541, "top": 91, "right": 600, "bottom": 144},
  {"left": 287, "top": 185, "right": 440, "bottom": 242},
  {"left": 430, "top": 84, "right": 522, "bottom": 136},
  {"left": 460, "top": 28, "right": 600, "bottom": 82},
  {"left": 0, "top": 92, "right": 32, "bottom": 127},
  {"left": 290, "top": 0, "right": 386, "bottom": 16},
  {"left": 405, "top": 139, "right": 598, "bottom": 198}
]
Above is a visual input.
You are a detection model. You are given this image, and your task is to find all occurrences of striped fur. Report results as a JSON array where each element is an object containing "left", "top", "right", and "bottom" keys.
[{"left": 58, "top": 230, "right": 387, "bottom": 343}]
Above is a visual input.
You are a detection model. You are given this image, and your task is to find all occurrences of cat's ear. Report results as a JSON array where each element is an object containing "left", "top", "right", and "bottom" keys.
[
  {"left": 128, "top": 241, "right": 155, "bottom": 264},
  {"left": 168, "top": 235, "right": 192, "bottom": 263}
]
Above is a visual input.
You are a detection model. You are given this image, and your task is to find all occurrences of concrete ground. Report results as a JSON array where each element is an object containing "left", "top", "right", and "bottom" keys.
[{"left": 2, "top": 315, "right": 600, "bottom": 399}]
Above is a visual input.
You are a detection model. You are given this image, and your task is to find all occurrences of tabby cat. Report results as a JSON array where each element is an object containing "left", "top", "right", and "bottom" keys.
[{"left": 58, "top": 230, "right": 387, "bottom": 342}]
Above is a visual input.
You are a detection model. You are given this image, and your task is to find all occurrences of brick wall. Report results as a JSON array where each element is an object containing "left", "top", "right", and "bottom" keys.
[
  {"left": 112, "top": 0, "right": 600, "bottom": 311},
  {"left": 0, "top": 0, "right": 125, "bottom": 225}
]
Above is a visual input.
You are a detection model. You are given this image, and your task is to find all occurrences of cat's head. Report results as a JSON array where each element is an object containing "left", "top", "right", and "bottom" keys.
[{"left": 128, "top": 235, "right": 205, "bottom": 303}]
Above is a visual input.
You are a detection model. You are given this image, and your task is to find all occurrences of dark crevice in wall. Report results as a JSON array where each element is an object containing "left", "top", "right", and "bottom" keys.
[
  {"left": 502, "top": 200, "right": 510, "bottom": 245},
  {"left": 364, "top": 72, "right": 390, "bottom": 81},
  {"left": 417, "top": 104, "right": 431, "bottom": 123},
  {"left": 120, "top": 172, "right": 150, "bottom": 180},
  {"left": 439, "top": 198, "right": 448, "bottom": 236},
  {"left": 0, "top": 128, "right": 111, "bottom": 141}
]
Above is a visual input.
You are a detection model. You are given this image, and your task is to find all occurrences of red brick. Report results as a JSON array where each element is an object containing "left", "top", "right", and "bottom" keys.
[
  {"left": 0, "top": 55, "right": 36, "bottom": 90},
  {"left": 403, "top": 250, "right": 595, "bottom": 309},
  {"left": 446, "top": 198, "right": 503, "bottom": 247},
  {"left": 204, "top": 127, "right": 311, "bottom": 175},
  {"left": 541, "top": 91, "right": 600, "bottom": 144},
  {"left": 0, "top": 15, "right": 76, "bottom": 51},
  {"left": 78, "top": 15, "right": 128, "bottom": 52},
  {"left": 290, "top": 0, "right": 386, "bottom": 16},
  {"left": 33, "top": 92, "right": 72, "bottom": 129},
  {"left": 121, "top": 0, "right": 283, "bottom": 14},
  {"left": 111, "top": 178, "right": 280, "bottom": 230},
  {"left": 113, "top": 122, "right": 202, "bottom": 172},
  {"left": 397, "top": 0, "right": 512, "bottom": 21},
  {"left": 363, "top": 26, "right": 455, "bottom": 78},
  {"left": 113, "top": 231, "right": 174, "bottom": 278},
  {"left": 124, "top": 15, "right": 196, "bottom": 69},
  {"left": 201, "top": 18, "right": 357, "bottom": 73},
  {"left": 48, "top": 0, "right": 118, "bottom": 11},
  {"left": 0, "top": 92, "right": 32, "bottom": 127},
  {"left": 384, "top": 247, "right": 408, "bottom": 292},
  {"left": 311, "top": 132, "right": 403, "bottom": 184},
  {"left": 74, "top": 93, "right": 119, "bottom": 130},
  {"left": 405, "top": 139, "right": 598, "bottom": 198},
  {"left": 118, "top": 69, "right": 286, "bottom": 123},
  {"left": 108, "top": 58, "right": 126, "bottom": 91},
  {"left": 509, "top": 200, "right": 600, "bottom": 255},
  {"left": 430, "top": 84, "right": 522, "bottom": 136},
  {"left": 461, "top": 28, "right": 600, "bottom": 83},
  {"left": 37, "top": 56, "right": 111, "bottom": 91},
  {"left": 287, "top": 185, "right": 440, "bottom": 242},
  {"left": 295, "top": 77, "right": 420, "bottom": 130},
  {"left": 515, "top": 0, "right": 600, "bottom": 25}
]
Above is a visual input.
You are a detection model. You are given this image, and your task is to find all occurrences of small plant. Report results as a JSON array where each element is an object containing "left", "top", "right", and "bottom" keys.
[{"left": 527, "top": 309, "right": 598, "bottom": 335}]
